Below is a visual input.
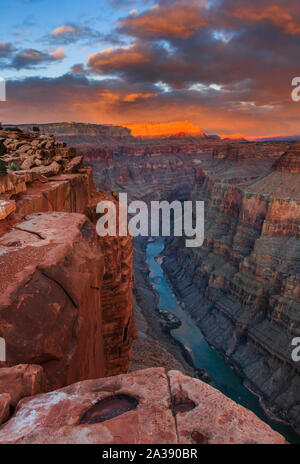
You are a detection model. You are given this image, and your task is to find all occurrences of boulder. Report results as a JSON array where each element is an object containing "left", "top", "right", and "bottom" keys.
[
  {"left": 0, "top": 200, "right": 16, "bottom": 220},
  {"left": 0, "top": 364, "right": 46, "bottom": 407},
  {"left": 20, "top": 156, "right": 35, "bottom": 171},
  {"left": 31, "top": 161, "right": 61, "bottom": 177},
  {"left": 64, "top": 156, "right": 83, "bottom": 174}
]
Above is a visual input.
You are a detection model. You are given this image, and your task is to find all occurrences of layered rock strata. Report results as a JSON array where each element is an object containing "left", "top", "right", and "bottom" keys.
[
  {"left": 161, "top": 156, "right": 300, "bottom": 432},
  {"left": 88, "top": 141, "right": 300, "bottom": 434},
  {"left": 0, "top": 128, "right": 136, "bottom": 402}
]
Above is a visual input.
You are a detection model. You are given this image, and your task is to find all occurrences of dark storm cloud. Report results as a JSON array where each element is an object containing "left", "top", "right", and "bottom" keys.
[
  {"left": 87, "top": 0, "right": 300, "bottom": 108},
  {"left": 0, "top": 42, "right": 17, "bottom": 58},
  {"left": 9, "top": 47, "right": 65, "bottom": 70},
  {"left": 3, "top": 72, "right": 299, "bottom": 137},
  {"left": 117, "top": 0, "right": 208, "bottom": 39}
]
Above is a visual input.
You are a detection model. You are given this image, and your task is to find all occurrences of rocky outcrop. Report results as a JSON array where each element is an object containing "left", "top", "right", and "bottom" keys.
[
  {"left": 273, "top": 143, "right": 300, "bottom": 174},
  {"left": 0, "top": 368, "right": 286, "bottom": 444},
  {"left": 212, "top": 142, "right": 287, "bottom": 161},
  {"left": 0, "top": 365, "right": 46, "bottom": 408},
  {"left": 0, "top": 128, "right": 82, "bottom": 175},
  {"left": 0, "top": 127, "right": 136, "bottom": 392},
  {"left": 0, "top": 212, "right": 105, "bottom": 389}
]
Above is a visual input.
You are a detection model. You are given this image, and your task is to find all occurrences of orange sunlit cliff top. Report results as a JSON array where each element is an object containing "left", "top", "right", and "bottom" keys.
[{"left": 113, "top": 121, "right": 207, "bottom": 138}]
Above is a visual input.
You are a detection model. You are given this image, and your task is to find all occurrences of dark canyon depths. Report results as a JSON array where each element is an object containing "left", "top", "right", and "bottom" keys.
[{"left": 2, "top": 122, "right": 299, "bottom": 442}]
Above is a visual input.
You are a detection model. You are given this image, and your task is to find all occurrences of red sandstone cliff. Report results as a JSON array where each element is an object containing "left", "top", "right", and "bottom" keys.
[{"left": 0, "top": 128, "right": 136, "bottom": 401}]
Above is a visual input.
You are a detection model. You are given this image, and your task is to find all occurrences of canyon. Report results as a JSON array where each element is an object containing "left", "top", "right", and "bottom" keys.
[
  {"left": 82, "top": 124, "right": 299, "bottom": 437},
  {"left": 0, "top": 121, "right": 299, "bottom": 443}
]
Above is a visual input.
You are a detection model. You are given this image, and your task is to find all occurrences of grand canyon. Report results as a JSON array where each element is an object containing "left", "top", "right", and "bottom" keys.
[
  {"left": 1, "top": 0, "right": 300, "bottom": 448},
  {"left": 0, "top": 120, "right": 298, "bottom": 444}
]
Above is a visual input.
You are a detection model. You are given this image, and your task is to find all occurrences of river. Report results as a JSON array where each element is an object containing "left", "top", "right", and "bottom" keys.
[{"left": 146, "top": 237, "right": 300, "bottom": 444}]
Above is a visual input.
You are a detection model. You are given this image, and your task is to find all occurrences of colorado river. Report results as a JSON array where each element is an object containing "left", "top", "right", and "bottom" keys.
[{"left": 146, "top": 237, "right": 300, "bottom": 444}]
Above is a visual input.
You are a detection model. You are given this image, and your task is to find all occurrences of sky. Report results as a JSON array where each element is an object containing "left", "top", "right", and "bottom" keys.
[{"left": 0, "top": 0, "right": 300, "bottom": 136}]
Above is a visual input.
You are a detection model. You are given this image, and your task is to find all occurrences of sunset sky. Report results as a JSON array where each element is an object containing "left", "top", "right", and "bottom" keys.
[{"left": 1, "top": 0, "right": 300, "bottom": 136}]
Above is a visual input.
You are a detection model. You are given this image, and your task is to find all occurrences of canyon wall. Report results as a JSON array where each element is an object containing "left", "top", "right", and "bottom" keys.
[
  {"left": 0, "top": 128, "right": 136, "bottom": 398},
  {"left": 0, "top": 125, "right": 297, "bottom": 443},
  {"left": 89, "top": 141, "right": 300, "bottom": 434},
  {"left": 162, "top": 150, "right": 300, "bottom": 433}
]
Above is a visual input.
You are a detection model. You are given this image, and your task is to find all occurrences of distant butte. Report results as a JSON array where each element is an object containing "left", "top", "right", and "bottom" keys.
[{"left": 113, "top": 121, "right": 207, "bottom": 139}]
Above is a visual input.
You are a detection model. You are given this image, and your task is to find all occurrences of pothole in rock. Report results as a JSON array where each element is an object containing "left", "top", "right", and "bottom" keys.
[
  {"left": 171, "top": 391, "right": 196, "bottom": 414},
  {"left": 79, "top": 394, "right": 139, "bottom": 424}
]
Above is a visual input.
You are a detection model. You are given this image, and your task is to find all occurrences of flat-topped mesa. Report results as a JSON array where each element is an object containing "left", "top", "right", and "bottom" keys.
[
  {"left": 273, "top": 143, "right": 300, "bottom": 174},
  {"left": 117, "top": 121, "right": 207, "bottom": 139},
  {"left": 213, "top": 142, "right": 287, "bottom": 161},
  {"left": 5, "top": 123, "right": 132, "bottom": 141}
]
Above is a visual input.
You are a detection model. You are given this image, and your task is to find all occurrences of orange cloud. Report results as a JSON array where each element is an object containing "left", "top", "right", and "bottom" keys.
[
  {"left": 88, "top": 44, "right": 151, "bottom": 72},
  {"left": 51, "top": 47, "right": 65, "bottom": 60},
  {"left": 52, "top": 25, "right": 77, "bottom": 36},
  {"left": 233, "top": 5, "right": 300, "bottom": 35},
  {"left": 118, "top": 3, "right": 207, "bottom": 39},
  {"left": 123, "top": 92, "right": 157, "bottom": 102}
]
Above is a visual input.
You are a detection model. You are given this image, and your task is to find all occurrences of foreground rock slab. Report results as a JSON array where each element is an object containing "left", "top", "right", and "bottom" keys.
[
  {"left": 0, "top": 368, "right": 286, "bottom": 444},
  {"left": 0, "top": 212, "right": 105, "bottom": 390}
]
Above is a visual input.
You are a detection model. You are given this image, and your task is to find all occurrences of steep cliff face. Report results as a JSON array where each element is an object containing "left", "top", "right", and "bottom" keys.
[
  {"left": 273, "top": 143, "right": 300, "bottom": 174},
  {"left": 212, "top": 142, "right": 287, "bottom": 161},
  {"left": 161, "top": 164, "right": 300, "bottom": 432},
  {"left": 85, "top": 191, "right": 137, "bottom": 376},
  {"left": 0, "top": 212, "right": 105, "bottom": 389},
  {"left": 0, "top": 128, "right": 136, "bottom": 395}
]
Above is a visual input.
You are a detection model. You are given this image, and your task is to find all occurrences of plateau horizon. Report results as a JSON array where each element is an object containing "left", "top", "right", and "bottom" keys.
[{"left": 96, "top": 193, "right": 204, "bottom": 248}]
